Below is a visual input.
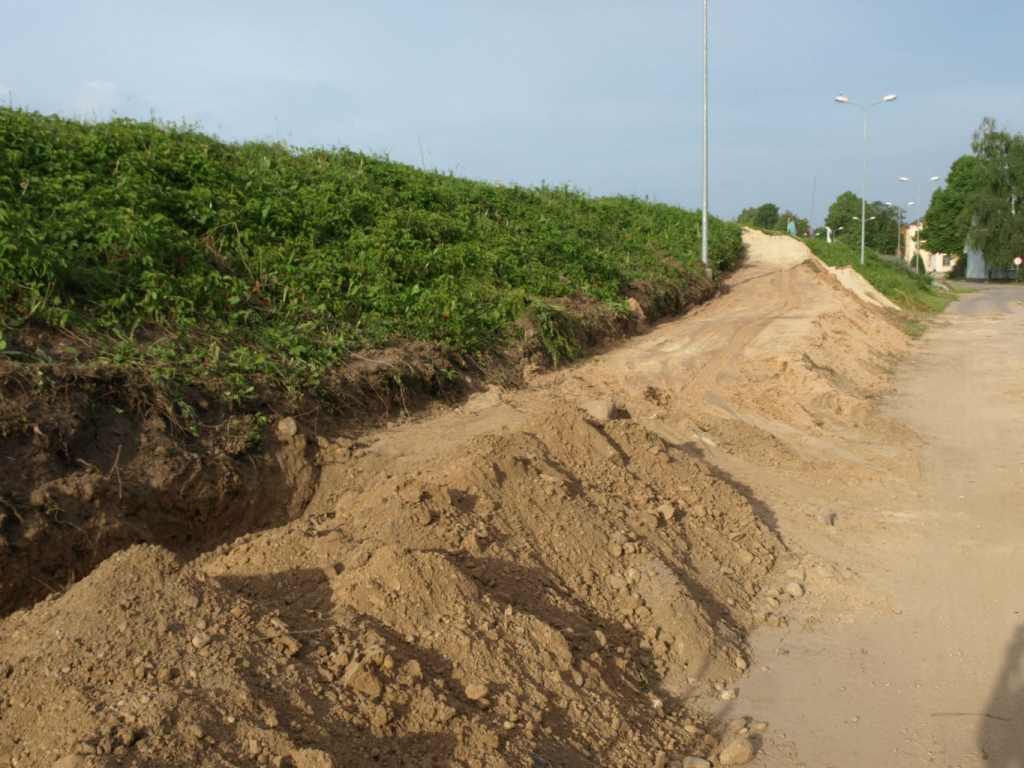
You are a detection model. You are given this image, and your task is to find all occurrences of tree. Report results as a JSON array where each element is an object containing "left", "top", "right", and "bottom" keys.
[
  {"left": 737, "top": 203, "right": 780, "bottom": 230},
  {"left": 922, "top": 119, "right": 1024, "bottom": 270},
  {"left": 967, "top": 118, "right": 1024, "bottom": 268},
  {"left": 824, "top": 192, "right": 894, "bottom": 252},
  {"left": 921, "top": 155, "right": 981, "bottom": 261}
]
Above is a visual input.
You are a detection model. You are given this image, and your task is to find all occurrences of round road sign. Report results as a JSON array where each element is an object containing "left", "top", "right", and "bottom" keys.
[{"left": 1015, "top": 256, "right": 1023, "bottom": 266}]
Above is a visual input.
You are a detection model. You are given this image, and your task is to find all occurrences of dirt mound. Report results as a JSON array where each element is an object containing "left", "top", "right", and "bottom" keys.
[{"left": 0, "top": 229, "right": 920, "bottom": 767}]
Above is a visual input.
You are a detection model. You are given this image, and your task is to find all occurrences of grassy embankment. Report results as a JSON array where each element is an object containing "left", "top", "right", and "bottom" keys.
[
  {"left": 805, "top": 239, "right": 955, "bottom": 314},
  {"left": 0, "top": 108, "right": 742, "bottom": 423}
]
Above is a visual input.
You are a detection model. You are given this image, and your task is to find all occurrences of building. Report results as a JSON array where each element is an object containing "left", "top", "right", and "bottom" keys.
[{"left": 903, "top": 217, "right": 954, "bottom": 275}]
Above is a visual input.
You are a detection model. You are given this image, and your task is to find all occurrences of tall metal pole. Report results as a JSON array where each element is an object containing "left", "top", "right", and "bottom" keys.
[
  {"left": 915, "top": 183, "right": 922, "bottom": 273},
  {"left": 701, "top": 0, "right": 708, "bottom": 268},
  {"left": 860, "top": 108, "right": 868, "bottom": 265}
]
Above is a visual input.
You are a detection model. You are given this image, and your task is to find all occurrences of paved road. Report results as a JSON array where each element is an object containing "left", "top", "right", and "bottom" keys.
[{"left": 945, "top": 283, "right": 1024, "bottom": 315}]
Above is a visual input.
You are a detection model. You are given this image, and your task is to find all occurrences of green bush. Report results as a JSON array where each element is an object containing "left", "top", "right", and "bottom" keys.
[{"left": 0, "top": 107, "right": 742, "bottom": 399}]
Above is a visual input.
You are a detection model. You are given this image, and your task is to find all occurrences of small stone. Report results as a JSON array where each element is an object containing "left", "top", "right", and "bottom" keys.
[
  {"left": 820, "top": 510, "right": 836, "bottom": 526},
  {"left": 414, "top": 507, "right": 432, "bottom": 526},
  {"left": 607, "top": 574, "right": 628, "bottom": 591},
  {"left": 683, "top": 724, "right": 702, "bottom": 735},
  {"left": 465, "top": 683, "right": 489, "bottom": 701},
  {"left": 720, "top": 688, "right": 736, "bottom": 701},
  {"left": 581, "top": 399, "right": 616, "bottom": 425},
  {"left": 766, "top": 615, "right": 780, "bottom": 627},
  {"left": 735, "top": 657, "right": 748, "bottom": 671},
  {"left": 276, "top": 417, "right": 298, "bottom": 438},
  {"left": 184, "top": 594, "right": 200, "bottom": 609},
  {"left": 290, "top": 748, "right": 336, "bottom": 768},
  {"left": 342, "top": 661, "right": 382, "bottom": 698},
  {"left": 191, "top": 632, "right": 211, "bottom": 649},
  {"left": 657, "top": 503, "right": 675, "bottom": 521},
  {"left": 785, "top": 582, "right": 805, "bottom": 598},
  {"left": 735, "top": 549, "right": 754, "bottom": 566},
  {"left": 641, "top": 513, "right": 660, "bottom": 529},
  {"left": 594, "top": 630, "right": 607, "bottom": 647},
  {"left": 687, "top": 677, "right": 701, "bottom": 687},
  {"left": 346, "top": 550, "right": 371, "bottom": 569},
  {"left": 718, "top": 737, "right": 755, "bottom": 765},
  {"left": 609, "top": 543, "right": 624, "bottom": 558},
  {"left": 653, "top": 750, "right": 668, "bottom": 768},
  {"left": 727, "top": 718, "right": 747, "bottom": 733},
  {"left": 682, "top": 759, "right": 711, "bottom": 768},
  {"left": 571, "top": 670, "right": 584, "bottom": 687}
]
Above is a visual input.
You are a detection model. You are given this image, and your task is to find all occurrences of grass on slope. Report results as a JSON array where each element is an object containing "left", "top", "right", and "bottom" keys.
[
  {"left": 805, "top": 239, "right": 954, "bottom": 314},
  {"left": 0, "top": 108, "right": 741, "bottom": 417}
]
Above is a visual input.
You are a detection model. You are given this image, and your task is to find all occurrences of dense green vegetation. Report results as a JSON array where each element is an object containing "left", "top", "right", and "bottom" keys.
[
  {"left": 805, "top": 238, "right": 953, "bottom": 313},
  {"left": 923, "top": 118, "right": 1023, "bottom": 273},
  {"left": 0, "top": 107, "right": 742, "bottom": 405},
  {"left": 736, "top": 202, "right": 808, "bottom": 236},
  {"left": 823, "top": 191, "right": 902, "bottom": 255}
]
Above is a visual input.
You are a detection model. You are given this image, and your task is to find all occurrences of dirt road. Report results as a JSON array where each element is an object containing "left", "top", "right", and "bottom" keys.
[
  {"left": 1, "top": 232, "right": 1020, "bottom": 767},
  {"left": 706, "top": 283, "right": 1024, "bottom": 766}
]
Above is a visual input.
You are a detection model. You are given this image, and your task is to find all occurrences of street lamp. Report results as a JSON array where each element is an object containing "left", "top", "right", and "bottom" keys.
[
  {"left": 899, "top": 175, "right": 941, "bottom": 273},
  {"left": 885, "top": 201, "right": 915, "bottom": 259},
  {"left": 835, "top": 92, "right": 898, "bottom": 265},
  {"left": 701, "top": 0, "right": 708, "bottom": 268},
  {"left": 852, "top": 216, "right": 876, "bottom": 250}
]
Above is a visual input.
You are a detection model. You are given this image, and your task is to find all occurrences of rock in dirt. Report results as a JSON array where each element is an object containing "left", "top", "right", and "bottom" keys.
[
  {"left": 276, "top": 417, "right": 299, "bottom": 438},
  {"left": 465, "top": 683, "right": 489, "bottom": 701},
  {"left": 580, "top": 399, "right": 616, "bottom": 425},
  {"left": 718, "top": 737, "right": 755, "bottom": 765},
  {"left": 290, "top": 749, "right": 335, "bottom": 768},
  {"left": 342, "top": 660, "right": 382, "bottom": 698},
  {"left": 682, "top": 758, "right": 712, "bottom": 768},
  {"left": 785, "top": 581, "right": 805, "bottom": 598}
]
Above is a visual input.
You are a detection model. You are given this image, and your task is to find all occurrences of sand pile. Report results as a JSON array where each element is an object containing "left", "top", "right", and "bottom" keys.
[{"left": 0, "top": 230, "right": 915, "bottom": 767}]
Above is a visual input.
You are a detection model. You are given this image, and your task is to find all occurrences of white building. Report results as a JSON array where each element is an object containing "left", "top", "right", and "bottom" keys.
[{"left": 903, "top": 217, "right": 954, "bottom": 275}]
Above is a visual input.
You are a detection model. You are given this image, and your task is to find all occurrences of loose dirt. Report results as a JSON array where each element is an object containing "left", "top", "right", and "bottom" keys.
[{"left": 0, "top": 231, "right": 1018, "bottom": 768}]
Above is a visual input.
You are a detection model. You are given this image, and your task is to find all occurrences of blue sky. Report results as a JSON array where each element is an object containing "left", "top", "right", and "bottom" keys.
[{"left": 2, "top": 1, "right": 1021, "bottom": 225}]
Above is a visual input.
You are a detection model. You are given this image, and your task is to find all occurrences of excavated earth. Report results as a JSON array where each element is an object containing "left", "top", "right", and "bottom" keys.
[{"left": 0, "top": 230, "right": 922, "bottom": 767}]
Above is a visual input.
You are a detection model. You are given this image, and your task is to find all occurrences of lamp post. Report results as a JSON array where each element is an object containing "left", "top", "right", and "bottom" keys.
[
  {"left": 852, "top": 215, "right": 876, "bottom": 252},
  {"left": 885, "top": 202, "right": 900, "bottom": 257},
  {"left": 701, "top": 0, "right": 708, "bottom": 268},
  {"left": 899, "top": 175, "right": 941, "bottom": 274},
  {"left": 835, "top": 92, "right": 897, "bottom": 265}
]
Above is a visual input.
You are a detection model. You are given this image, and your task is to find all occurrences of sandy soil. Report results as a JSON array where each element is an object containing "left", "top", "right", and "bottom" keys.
[{"left": 1, "top": 231, "right": 1019, "bottom": 768}]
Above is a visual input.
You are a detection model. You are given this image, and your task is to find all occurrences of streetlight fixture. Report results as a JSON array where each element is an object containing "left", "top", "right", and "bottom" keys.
[
  {"left": 852, "top": 215, "right": 876, "bottom": 250},
  {"left": 835, "top": 92, "right": 898, "bottom": 265},
  {"left": 899, "top": 175, "right": 941, "bottom": 273}
]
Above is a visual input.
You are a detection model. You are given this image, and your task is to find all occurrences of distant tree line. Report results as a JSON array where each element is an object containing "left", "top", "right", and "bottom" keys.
[
  {"left": 736, "top": 119, "right": 1022, "bottom": 275},
  {"left": 736, "top": 203, "right": 808, "bottom": 236}
]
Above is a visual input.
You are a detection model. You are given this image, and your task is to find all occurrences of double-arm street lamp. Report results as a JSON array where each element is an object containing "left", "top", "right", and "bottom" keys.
[
  {"left": 835, "top": 92, "right": 898, "bottom": 265},
  {"left": 899, "top": 175, "right": 941, "bottom": 273}
]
